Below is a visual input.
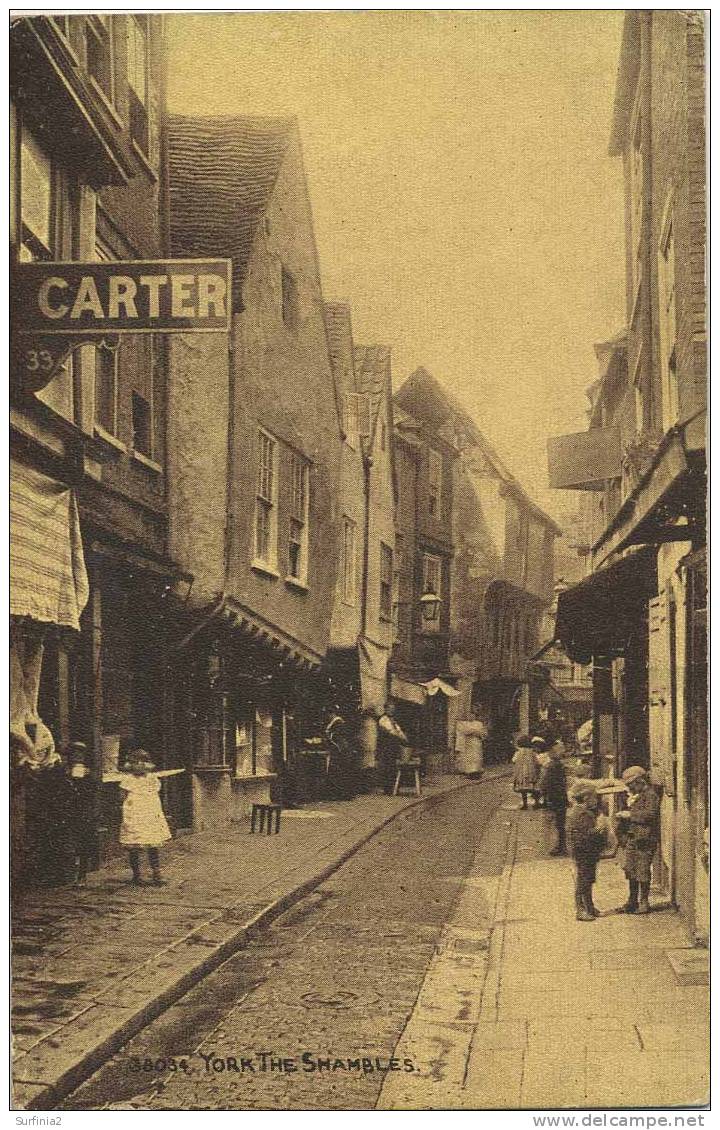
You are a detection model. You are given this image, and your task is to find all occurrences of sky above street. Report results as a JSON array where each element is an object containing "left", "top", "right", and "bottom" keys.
[{"left": 166, "top": 11, "right": 627, "bottom": 519}]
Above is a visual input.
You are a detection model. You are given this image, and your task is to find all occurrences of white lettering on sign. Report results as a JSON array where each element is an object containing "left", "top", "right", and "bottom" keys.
[
  {"left": 38, "top": 278, "right": 69, "bottom": 319},
  {"left": 197, "top": 274, "right": 226, "bottom": 319},
  {"left": 108, "top": 277, "right": 139, "bottom": 319},
  {"left": 139, "top": 274, "right": 169, "bottom": 318},
  {"left": 71, "top": 277, "right": 104, "bottom": 320},
  {"left": 171, "top": 275, "right": 195, "bottom": 318},
  {"left": 30, "top": 271, "right": 229, "bottom": 325}
]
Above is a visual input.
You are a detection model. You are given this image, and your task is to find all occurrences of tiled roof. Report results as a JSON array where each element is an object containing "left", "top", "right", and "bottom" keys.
[
  {"left": 324, "top": 303, "right": 356, "bottom": 396},
  {"left": 354, "top": 345, "right": 391, "bottom": 442},
  {"left": 166, "top": 115, "right": 294, "bottom": 309}
]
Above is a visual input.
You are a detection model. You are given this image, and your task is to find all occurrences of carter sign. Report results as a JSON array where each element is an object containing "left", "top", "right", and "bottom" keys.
[{"left": 12, "top": 259, "right": 232, "bottom": 334}]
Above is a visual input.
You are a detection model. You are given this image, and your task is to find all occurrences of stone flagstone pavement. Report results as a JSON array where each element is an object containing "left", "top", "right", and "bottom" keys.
[{"left": 378, "top": 793, "right": 709, "bottom": 1110}]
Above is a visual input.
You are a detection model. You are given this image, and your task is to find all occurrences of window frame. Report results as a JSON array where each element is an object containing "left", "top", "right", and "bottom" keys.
[
  {"left": 232, "top": 703, "right": 278, "bottom": 780},
  {"left": 85, "top": 14, "right": 116, "bottom": 109},
  {"left": 286, "top": 451, "right": 310, "bottom": 585},
  {"left": 19, "top": 127, "right": 55, "bottom": 262},
  {"left": 20, "top": 127, "right": 77, "bottom": 419},
  {"left": 127, "top": 14, "right": 151, "bottom": 155},
  {"left": 131, "top": 387, "right": 153, "bottom": 460},
  {"left": 428, "top": 448, "right": 443, "bottom": 518},
  {"left": 253, "top": 429, "right": 279, "bottom": 572},
  {"left": 129, "top": 335, "right": 157, "bottom": 465},
  {"left": 379, "top": 542, "right": 394, "bottom": 621}
]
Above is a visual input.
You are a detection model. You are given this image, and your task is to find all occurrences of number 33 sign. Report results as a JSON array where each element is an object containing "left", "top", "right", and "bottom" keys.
[
  {"left": 12, "top": 334, "right": 118, "bottom": 394},
  {"left": 12, "top": 335, "right": 78, "bottom": 392}
]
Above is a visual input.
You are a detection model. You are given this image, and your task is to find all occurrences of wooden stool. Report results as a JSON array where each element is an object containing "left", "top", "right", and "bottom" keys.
[
  {"left": 393, "top": 759, "right": 421, "bottom": 797},
  {"left": 250, "top": 802, "right": 282, "bottom": 834}
]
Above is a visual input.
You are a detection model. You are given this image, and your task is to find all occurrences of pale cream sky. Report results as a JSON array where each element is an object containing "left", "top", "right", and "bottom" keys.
[{"left": 166, "top": 11, "right": 627, "bottom": 519}]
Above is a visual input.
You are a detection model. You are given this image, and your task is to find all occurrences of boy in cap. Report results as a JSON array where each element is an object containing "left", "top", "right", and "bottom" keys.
[
  {"left": 615, "top": 765, "right": 659, "bottom": 914},
  {"left": 567, "top": 782, "right": 606, "bottom": 920}
]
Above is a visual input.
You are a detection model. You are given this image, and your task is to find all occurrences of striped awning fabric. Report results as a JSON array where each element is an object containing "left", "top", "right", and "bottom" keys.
[{"left": 10, "top": 460, "right": 89, "bottom": 631}]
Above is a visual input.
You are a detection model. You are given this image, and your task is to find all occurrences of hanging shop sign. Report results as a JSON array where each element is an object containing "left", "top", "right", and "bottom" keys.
[{"left": 11, "top": 258, "right": 232, "bottom": 391}]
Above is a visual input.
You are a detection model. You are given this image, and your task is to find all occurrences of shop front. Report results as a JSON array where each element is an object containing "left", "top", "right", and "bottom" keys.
[
  {"left": 389, "top": 673, "right": 458, "bottom": 774},
  {"left": 10, "top": 458, "right": 89, "bottom": 886},
  {"left": 174, "top": 604, "right": 325, "bottom": 829},
  {"left": 554, "top": 546, "right": 658, "bottom": 778}
]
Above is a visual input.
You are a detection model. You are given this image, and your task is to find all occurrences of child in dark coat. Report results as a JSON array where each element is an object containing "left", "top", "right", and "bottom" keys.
[
  {"left": 614, "top": 765, "right": 660, "bottom": 914},
  {"left": 567, "top": 782, "right": 607, "bottom": 921},
  {"left": 64, "top": 743, "right": 97, "bottom": 885},
  {"left": 540, "top": 746, "right": 568, "bottom": 855}
]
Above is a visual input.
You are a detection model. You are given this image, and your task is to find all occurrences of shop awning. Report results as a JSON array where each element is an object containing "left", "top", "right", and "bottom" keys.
[
  {"left": 554, "top": 547, "right": 658, "bottom": 664},
  {"left": 223, "top": 597, "right": 323, "bottom": 670},
  {"left": 10, "top": 459, "right": 89, "bottom": 631},
  {"left": 592, "top": 411, "right": 706, "bottom": 568}
]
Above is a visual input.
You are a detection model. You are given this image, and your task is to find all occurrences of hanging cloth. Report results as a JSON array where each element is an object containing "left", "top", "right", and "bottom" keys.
[
  {"left": 10, "top": 619, "right": 59, "bottom": 771},
  {"left": 10, "top": 459, "right": 89, "bottom": 631}
]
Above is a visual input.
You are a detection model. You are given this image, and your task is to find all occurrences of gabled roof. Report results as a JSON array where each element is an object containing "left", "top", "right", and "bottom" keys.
[
  {"left": 167, "top": 114, "right": 295, "bottom": 309},
  {"left": 395, "top": 368, "right": 562, "bottom": 535}
]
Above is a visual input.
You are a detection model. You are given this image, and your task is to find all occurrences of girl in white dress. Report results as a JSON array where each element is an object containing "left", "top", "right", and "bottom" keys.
[{"left": 116, "top": 752, "right": 183, "bottom": 886}]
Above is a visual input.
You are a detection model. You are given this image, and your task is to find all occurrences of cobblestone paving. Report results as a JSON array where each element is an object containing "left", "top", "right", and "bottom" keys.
[{"left": 65, "top": 778, "right": 506, "bottom": 1110}]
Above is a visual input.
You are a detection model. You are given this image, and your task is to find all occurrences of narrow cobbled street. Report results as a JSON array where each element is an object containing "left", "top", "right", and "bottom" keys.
[
  {"left": 64, "top": 778, "right": 507, "bottom": 1110},
  {"left": 62, "top": 775, "right": 708, "bottom": 1111}
]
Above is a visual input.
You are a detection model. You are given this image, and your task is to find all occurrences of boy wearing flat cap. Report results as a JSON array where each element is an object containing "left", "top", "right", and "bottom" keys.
[
  {"left": 615, "top": 765, "right": 659, "bottom": 914},
  {"left": 567, "top": 782, "right": 606, "bottom": 921}
]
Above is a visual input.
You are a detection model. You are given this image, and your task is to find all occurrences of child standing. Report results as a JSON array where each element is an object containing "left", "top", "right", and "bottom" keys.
[
  {"left": 567, "top": 782, "right": 606, "bottom": 921},
  {"left": 540, "top": 745, "right": 569, "bottom": 855},
  {"left": 512, "top": 735, "right": 540, "bottom": 809},
  {"left": 117, "top": 752, "right": 182, "bottom": 886},
  {"left": 614, "top": 765, "right": 659, "bottom": 914},
  {"left": 65, "top": 742, "right": 96, "bottom": 886}
]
